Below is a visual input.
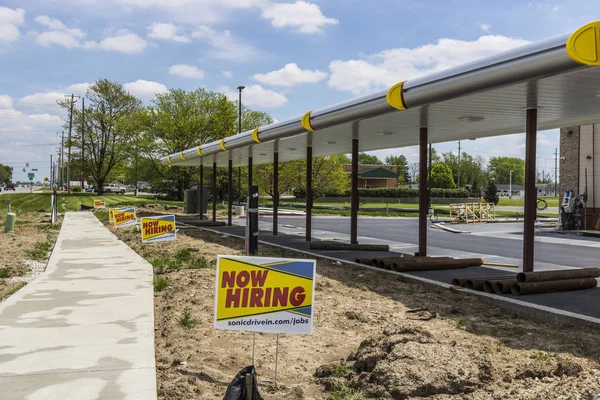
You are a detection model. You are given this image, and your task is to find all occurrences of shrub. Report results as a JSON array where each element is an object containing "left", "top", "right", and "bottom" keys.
[{"left": 71, "top": 186, "right": 82, "bottom": 193}]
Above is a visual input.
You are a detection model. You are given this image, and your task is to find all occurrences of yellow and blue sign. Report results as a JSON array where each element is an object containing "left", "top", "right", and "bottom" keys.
[
  {"left": 94, "top": 199, "right": 106, "bottom": 209},
  {"left": 113, "top": 207, "right": 137, "bottom": 228},
  {"left": 108, "top": 207, "right": 127, "bottom": 224},
  {"left": 141, "top": 215, "right": 176, "bottom": 243},
  {"left": 214, "top": 256, "right": 316, "bottom": 334}
]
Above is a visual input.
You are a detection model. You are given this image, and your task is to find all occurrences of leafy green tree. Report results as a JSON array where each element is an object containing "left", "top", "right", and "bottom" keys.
[
  {"left": 488, "top": 157, "right": 525, "bottom": 184},
  {"left": 385, "top": 155, "right": 409, "bottom": 184},
  {"left": 442, "top": 151, "right": 486, "bottom": 188},
  {"left": 430, "top": 163, "right": 456, "bottom": 188},
  {"left": 0, "top": 164, "right": 13, "bottom": 184},
  {"left": 59, "top": 79, "right": 142, "bottom": 195},
  {"left": 484, "top": 179, "right": 500, "bottom": 204},
  {"left": 358, "top": 153, "right": 383, "bottom": 165}
]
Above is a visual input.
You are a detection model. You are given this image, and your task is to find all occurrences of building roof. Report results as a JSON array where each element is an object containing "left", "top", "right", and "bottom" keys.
[
  {"left": 497, "top": 184, "right": 525, "bottom": 191},
  {"left": 162, "top": 21, "right": 600, "bottom": 168},
  {"left": 358, "top": 167, "right": 398, "bottom": 179}
]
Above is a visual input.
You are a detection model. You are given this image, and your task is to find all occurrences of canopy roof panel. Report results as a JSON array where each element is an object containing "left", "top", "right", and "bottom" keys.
[{"left": 163, "top": 21, "right": 600, "bottom": 168}]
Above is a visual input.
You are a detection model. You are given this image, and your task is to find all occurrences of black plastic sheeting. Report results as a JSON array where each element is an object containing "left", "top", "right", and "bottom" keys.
[{"left": 223, "top": 366, "right": 263, "bottom": 400}]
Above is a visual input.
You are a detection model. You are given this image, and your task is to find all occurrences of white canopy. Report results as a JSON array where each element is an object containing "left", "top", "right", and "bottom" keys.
[{"left": 162, "top": 21, "right": 600, "bottom": 168}]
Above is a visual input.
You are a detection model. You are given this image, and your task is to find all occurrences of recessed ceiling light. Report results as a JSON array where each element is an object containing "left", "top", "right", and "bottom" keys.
[
  {"left": 596, "top": 90, "right": 600, "bottom": 98},
  {"left": 288, "top": 147, "right": 297, "bottom": 151},
  {"left": 259, "top": 153, "right": 267, "bottom": 156},
  {"left": 326, "top": 141, "right": 336, "bottom": 145},
  {"left": 458, "top": 116, "right": 484, "bottom": 123},
  {"left": 375, "top": 131, "right": 395, "bottom": 136}
]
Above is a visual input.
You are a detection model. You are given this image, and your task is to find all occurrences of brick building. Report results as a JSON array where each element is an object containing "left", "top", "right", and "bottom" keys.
[
  {"left": 560, "top": 125, "right": 600, "bottom": 228},
  {"left": 343, "top": 164, "right": 398, "bottom": 188}
]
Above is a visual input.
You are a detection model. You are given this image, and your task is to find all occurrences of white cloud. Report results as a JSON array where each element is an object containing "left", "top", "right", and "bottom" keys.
[
  {"left": 253, "top": 63, "right": 327, "bottom": 87},
  {"left": 18, "top": 92, "right": 66, "bottom": 110},
  {"left": 192, "top": 26, "right": 257, "bottom": 61},
  {"left": 261, "top": 1, "right": 338, "bottom": 34},
  {"left": 147, "top": 23, "right": 190, "bottom": 43},
  {"left": 218, "top": 84, "right": 287, "bottom": 108},
  {"left": 0, "top": 7, "right": 25, "bottom": 43},
  {"left": 16, "top": 82, "right": 90, "bottom": 110},
  {"left": 34, "top": 15, "right": 86, "bottom": 49},
  {"left": 123, "top": 80, "right": 168, "bottom": 101},
  {"left": 0, "top": 94, "right": 13, "bottom": 108},
  {"left": 36, "top": 29, "right": 85, "bottom": 48},
  {"left": 478, "top": 23, "right": 491, "bottom": 32},
  {"left": 65, "top": 82, "right": 92, "bottom": 95},
  {"left": 169, "top": 64, "right": 205, "bottom": 79},
  {"left": 328, "top": 35, "right": 531, "bottom": 95},
  {"left": 35, "top": 15, "right": 67, "bottom": 30},
  {"left": 222, "top": 71, "right": 232, "bottom": 79},
  {"left": 96, "top": 32, "right": 147, "bottom": 54}
]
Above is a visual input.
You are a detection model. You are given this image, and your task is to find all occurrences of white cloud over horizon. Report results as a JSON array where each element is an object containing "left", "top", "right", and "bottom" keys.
[
  {"left": 328, "top": 35, "right": 531, "bottom": 95},
  {"left": 147, "top": 23, "right": 190, "bottom": 43},
  {"left": 261, "top": 1, "right": 338, "bottom": 34},
  {"left": 123, "top": 79, "right": 168, "bottom": 101},
  {"left": 0, "top": 7, "right": 25, "bottom": 43},
  {"left": 169, "top": 64, "right": 205, "bottom": 79},
  {"left": 192, "top": 26, "right": 257, "bottom": 61},
  {"left": 253, "top": 63, "right": 327, "bottom": 87},
  {"left": 218, "top": 84, "right": 288, "bottom": 108}
]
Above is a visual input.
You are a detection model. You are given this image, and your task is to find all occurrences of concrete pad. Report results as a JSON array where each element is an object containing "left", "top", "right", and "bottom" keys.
[{"left": 0, "top": 212, "right": 157, "bottom": 399}]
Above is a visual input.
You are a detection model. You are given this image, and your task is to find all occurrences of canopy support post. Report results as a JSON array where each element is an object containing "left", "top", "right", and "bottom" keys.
[
  {"left": 306, "top": 146, "right": 312, "bottom": 242},
  {"left": 418, "top": 127, "right": 428, "bottom": 257},
  {"left": 523, "top": 108, "right": 538, "bottom": 272},
  {"left": 212, "top": 162, "right": 217, "bottom": 222},
  {"left": 273, "top": 150, "right": 279, "bottom": 235},
  {"left": 199, "top": 164, "right": 203, "bottom": 220},
  {"left": 228, "top": 159, "right": 233, "bottom": 226},
  {"left": 350, "top": 134, "right": 359, "bottom": 244}
]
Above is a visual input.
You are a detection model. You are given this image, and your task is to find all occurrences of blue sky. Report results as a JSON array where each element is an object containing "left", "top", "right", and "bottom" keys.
[{"left": 1, "top": 0, "right": 598, "bottom": 182}]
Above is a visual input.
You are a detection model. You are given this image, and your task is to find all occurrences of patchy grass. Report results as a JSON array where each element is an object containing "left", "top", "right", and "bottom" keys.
[
  {"left": 328, "top": 388, "right": 364, "bottom": 400},
  {"left": 25, "top": 240, "right": 53, "bottom": 261},
  {"left": 177, "top": 310, "right": 196, "bottom": 329},
  {"left": 0, "top": 270, "right": 9, "bottom": 279},
  {"left": 153, "top": 277, "right": 169, "bottom": 292}
]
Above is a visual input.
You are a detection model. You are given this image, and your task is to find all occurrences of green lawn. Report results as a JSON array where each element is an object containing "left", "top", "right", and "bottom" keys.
[
  {"left": 0, "top": 193, "right": 182, "bottom": 214},
  {"left": 497, "top": 196, "right": 559, "bottom": 207}
]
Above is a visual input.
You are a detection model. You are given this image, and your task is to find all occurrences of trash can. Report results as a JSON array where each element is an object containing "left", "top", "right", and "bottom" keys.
[{"left": 4, "top": 212, "right": 16, "bottom": 233}]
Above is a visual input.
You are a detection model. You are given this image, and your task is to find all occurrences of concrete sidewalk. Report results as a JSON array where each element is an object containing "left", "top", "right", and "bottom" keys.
[{"left": 0, "top": 212, "right": 157, "bottom": 399}]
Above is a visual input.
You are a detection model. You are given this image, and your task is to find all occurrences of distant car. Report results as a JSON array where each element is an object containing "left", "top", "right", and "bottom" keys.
[
  {"left": 85, "top": 185, "right": 96, "bottom": 193},
  {"left": 5, "top": 183, "right": 16, "bottom": 191},
  {"left": 103, "top": 183, "right": 126, "bottom": 194}
]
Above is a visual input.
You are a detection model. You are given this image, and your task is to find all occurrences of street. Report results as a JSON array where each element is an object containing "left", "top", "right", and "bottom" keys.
[{"left": 258, "top": 216, "right": 600, "bottom": 269}]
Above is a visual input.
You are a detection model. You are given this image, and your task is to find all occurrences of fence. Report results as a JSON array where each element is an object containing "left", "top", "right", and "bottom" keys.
[{"left": 279, "top": 197, "right": 482, "bottom": 206}]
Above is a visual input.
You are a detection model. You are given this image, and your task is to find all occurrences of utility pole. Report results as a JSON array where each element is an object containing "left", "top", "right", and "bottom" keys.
[
  {"left": 59, "top": 131, "right": 64, "bottom": 187},
  {"left": 65, "top": 94, "right": 79, "bottom": 195},
  {"left": 554, "top": 147, "right": 558, "bottom": 197},
  {"left": 237, "top": 85, "right": 245, "bottom": 202},
  {"left": 81, "top": 97, "right": 85, "bottom": 189},
  {"left": 457, "top": 140, "right": 461, "bottom": 187}
]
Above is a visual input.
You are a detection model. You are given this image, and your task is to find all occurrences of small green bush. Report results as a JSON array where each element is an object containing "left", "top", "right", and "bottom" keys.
[
  {"left": 0, "top": 269, "right": 9, "bottom": 279},
  {"left": 71, "top": 186, "right": 82, "bottom": 193}
]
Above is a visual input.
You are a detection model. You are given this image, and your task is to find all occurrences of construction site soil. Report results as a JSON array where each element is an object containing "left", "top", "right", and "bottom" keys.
[{"left": 108, "top": 209, "right": 600, "bottom": 400}]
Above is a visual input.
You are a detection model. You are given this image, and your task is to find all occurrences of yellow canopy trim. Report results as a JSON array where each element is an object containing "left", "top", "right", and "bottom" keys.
[
  {"left": 197, "top": 146, "right": 203, "bottom": 156},
  {"left": 252, "top": 128, "right": 262, "bottom": 143},
  {"left": 567, "top": 21, "right": 600, "bottom": 65},
  {"left": 386, "top": 81, "right": 406, "bottom": 110},
  {"left": 220, "top": 139, "right": 228, "bottom": 151},
  {"left": 167, "top": 155, "right": 172, "bottom": 164},
  {"left": 180, "top": 152, "right": 186, "bottom": 160},
  {"left": 301, "top": 111, "right": 315, "bottom": 132}
]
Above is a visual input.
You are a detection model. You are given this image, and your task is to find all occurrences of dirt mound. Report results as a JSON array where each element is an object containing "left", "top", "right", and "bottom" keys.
[{"left": 335, "top": 325, "right": 485, "bottom": 398}]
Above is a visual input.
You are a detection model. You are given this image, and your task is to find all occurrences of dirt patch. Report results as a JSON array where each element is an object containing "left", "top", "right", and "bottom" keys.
[
  {"left": 0, "top": 212, "right": 61, "bottom": 300},
  {"left": 107, "top": 221, "right": 600, "bottom": 400}
]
